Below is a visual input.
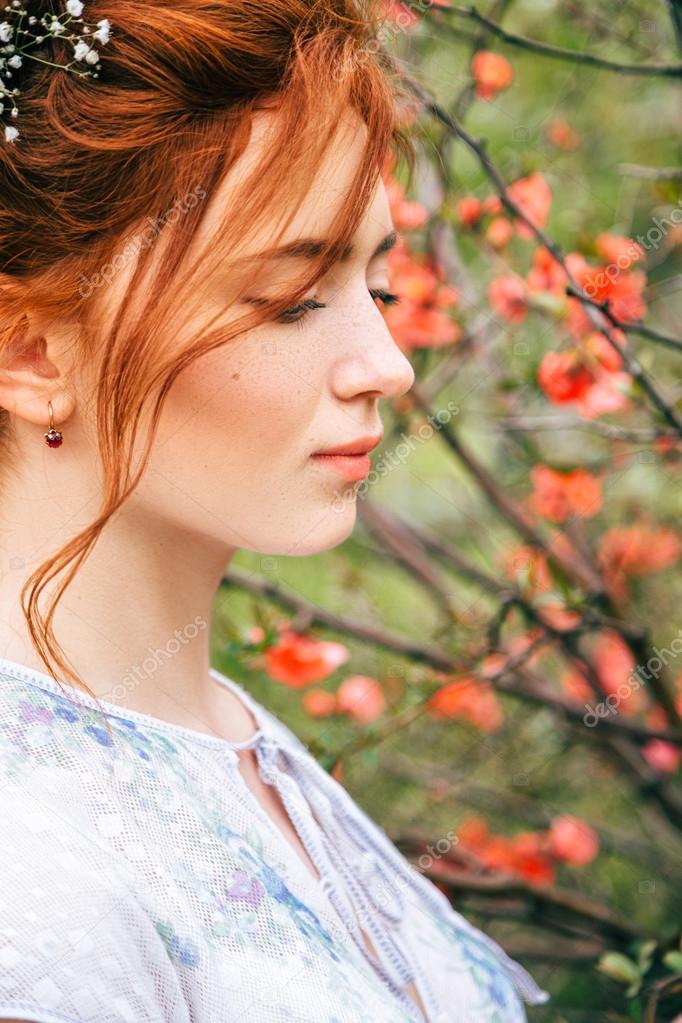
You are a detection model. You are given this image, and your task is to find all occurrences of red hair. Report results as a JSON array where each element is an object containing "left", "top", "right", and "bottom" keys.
[{"left": 0, "top": 0, "right": 416, "bottom": 703}]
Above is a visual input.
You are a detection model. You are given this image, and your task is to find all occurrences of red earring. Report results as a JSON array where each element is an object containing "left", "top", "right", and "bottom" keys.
[{"left": 44, "top": 400, "right": 63, "bottom": 448}]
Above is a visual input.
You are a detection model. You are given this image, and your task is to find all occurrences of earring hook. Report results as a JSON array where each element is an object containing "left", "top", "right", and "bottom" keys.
[{"left": 44, "top": 400, "right": 63, "bottom": 449}]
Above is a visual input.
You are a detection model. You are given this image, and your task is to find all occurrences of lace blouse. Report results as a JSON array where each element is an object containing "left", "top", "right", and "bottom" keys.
[{"left": 0, "top": 656, "right": 549, "bottom": 1023}]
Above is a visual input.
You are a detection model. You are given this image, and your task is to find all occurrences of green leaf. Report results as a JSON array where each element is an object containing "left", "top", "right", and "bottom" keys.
[
  {"left": 663, "top": 950, "right": 682, "bottom": 974},
  {"left": 597, "top": 952, "right": 641, "bottom": 985},
  {"left": 636, "top": 939, "right": 657, "bottom": 972}
]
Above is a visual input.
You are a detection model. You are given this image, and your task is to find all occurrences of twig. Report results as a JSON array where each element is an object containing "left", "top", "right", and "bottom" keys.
[
  {"left": 409, "top": 380, "right": 608, "bottom": 596},
  {"left": 395, "top": 67, "right": 682, "bottom": 435},
  {"left": 564, "top": 286, "right": 682, "bottom": 354},
  {"left": 429, "top": 3, "right": 682, "bottom": 77},
  {"left": 492, "top": 415, "right": 679, "bottom": 443},
  {"left": 383, "top": 752, "right": 681, "bottom": 877},
  {"left": 618, "top": 162, "right": 682, "bottom": 181}
]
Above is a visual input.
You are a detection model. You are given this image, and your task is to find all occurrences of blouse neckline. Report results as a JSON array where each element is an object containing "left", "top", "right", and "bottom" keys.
[{"left": 0, "top": 654, "right": 270, "bottom": 753}]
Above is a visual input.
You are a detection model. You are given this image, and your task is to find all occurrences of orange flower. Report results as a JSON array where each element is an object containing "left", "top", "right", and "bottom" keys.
[
  {"left": 547, "top": 815, "right": 599, "bottom": 866},
  {"left": 335, "top": 675, "right": 386, "bottom": 724},
  {"left": 560, "top": 667, "right": 593, "bottom": 704},
  {"left": 488, "top": 274, "right": 528, "bottom": 322},
  {"left": 302, "top": 688, "right": 337, "bottom": 717},
  {"left": 526, "top": 245, "right": 567, "bottom": 295},
  {"left": 471, "top": 51, "right": 514, "bottom": 100},
  {"left": 264, "top": 629, "right": 349, "bottom": 688},
  {"left": 641, "top": 739, "right": 682, "bottom": 773},
  {"left": 537, "top": 348, "right": 631, "bottom": 418},
  {"left": 529, "top": 465, "right": 603, "bottom": 522},
  {"left": 545, "top": 117, "right": 581, "bottom": 151},
  {"left": 597, "top": 524, "right": 681, "bottom": 602},
  {"left": 595, "top": 232, "right": 645, "bottom": 266},
  {"left": 592, "top": 630, "right": 646, "bottom": 715},
  {"left": 579, "top": 264, "right": 647, "bottom": 323},
  {"left": 500, "top": 545, "right": 552, "bottom": 596},
  {"left": 427, "top": 677, "right": 503, "bottom": 732},
  {"left": 383, "top": 301, "right": 461, "bottom": 349},
  {"left": 383, "top": 236, "right": 461, "bottom": 349},
  {"left": 383, "top": 0, "right": 420, "bottom": 29},
  {"left": 482, "top": 195, "right": 504, "bottom": 216},
  {"left": 485, "top": 216, "right": 514, "bottom": 250},
  {"left": 507, "top": 172, "right": 552, "bottom": 240},
  {"left": 385, "top": 177, "right": 429, "bottom": 231},
  {"left": 455, "top": 196, "right": 483, "bottom": 227},
  {"left": 600, "top": 524, "right": 681, "bottom": 575},
  {"left": 457, "top": 818, "right": 556, "bottom": 886}
]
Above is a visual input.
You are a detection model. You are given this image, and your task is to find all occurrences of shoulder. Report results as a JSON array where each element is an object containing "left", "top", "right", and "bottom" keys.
[
  {"left": 0, "top": 777, "right": 184, "bottom": 1023},
  {"left": 0, "top": 681, "right": 184, "bottom": 1023}
]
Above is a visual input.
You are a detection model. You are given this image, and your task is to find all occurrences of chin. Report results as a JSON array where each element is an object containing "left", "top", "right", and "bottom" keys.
[{"left": 282, "top": 500, "right": 358, "bottom": 556}]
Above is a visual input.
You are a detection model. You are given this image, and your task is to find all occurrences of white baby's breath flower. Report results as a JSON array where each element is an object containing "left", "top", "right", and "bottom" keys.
[
  {"left": 1, "top": 3, "right": 113, "bottom": 144},
  {"left": 93, "top": 19, "right": 110, "bottom": 45},
  {"left": 73, "top": 39, "right": 91, "bottom": 61}
]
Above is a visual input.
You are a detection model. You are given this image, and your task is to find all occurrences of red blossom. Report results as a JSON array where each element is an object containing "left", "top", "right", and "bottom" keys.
[
  {"left": 529, "top": 465, "right": 603, "bottom": 522},
  {"left": 264, "top": 629, "right": 349, "bottom": 688},
  {"left": 547, "top": 815, "right": 600, "bottom": 866},
  {"left": 456, "top": 196, "right": 484, "bottom": 227},
  {"left": 384, "top": 236, "right": 461, "bottom": 349},
  {"left": 545, "top": 117, "right": 581, "bottom": 151},
  {"left": 427, "top": 676, "right": 503, "bottom": 732},
  {"left": 335, "top": 675, "right": 387, "bottom": 724},
  {"left": 485, "top": 216, "right": 514, "bottom": 249},
  {"left": 386, "top": 177, "right": 429, "bottom": 231},
  {"left": 471, "top": 51, "right": 514, "bottom": 100},
  {"left": 301, "top": 688, "right": 337, "bottom": 717},
  {"left": 488, "top": 274, "right": 528, "bottom": 322},
  {"left": 507, "top": 172, "right": 552, "bottom": 239}
]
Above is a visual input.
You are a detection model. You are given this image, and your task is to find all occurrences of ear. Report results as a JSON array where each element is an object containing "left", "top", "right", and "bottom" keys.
[{"left": 0, "top": 301, "right": 77, "bottom": 430}]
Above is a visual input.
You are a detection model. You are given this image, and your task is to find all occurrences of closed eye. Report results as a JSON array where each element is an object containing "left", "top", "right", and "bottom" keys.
[{"left": 277, "top": 288, "right": 401, "bottom": 327}]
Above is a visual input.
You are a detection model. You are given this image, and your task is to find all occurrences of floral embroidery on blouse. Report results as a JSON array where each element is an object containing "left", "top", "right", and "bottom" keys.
[{"left": 0, "top": 662, "right": 549, "bottom": 1023}]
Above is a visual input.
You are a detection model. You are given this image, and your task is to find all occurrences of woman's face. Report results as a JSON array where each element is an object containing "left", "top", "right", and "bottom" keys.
[{"left": 127, "top": 111, "right": 415, "bottom": 558}]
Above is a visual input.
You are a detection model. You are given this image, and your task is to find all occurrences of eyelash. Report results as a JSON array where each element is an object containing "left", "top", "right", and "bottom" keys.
[{"left": 277, "top": 288, "right": 401, "bottom": 327}]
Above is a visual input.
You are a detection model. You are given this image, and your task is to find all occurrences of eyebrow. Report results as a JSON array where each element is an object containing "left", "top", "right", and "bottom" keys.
[{"left": 251, "top": 230, "right": 398, "bottom": 264}]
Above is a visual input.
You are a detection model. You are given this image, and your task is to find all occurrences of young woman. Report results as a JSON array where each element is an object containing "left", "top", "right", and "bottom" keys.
[{"left": 0, "top": 1, "right": 549, "bottom": 1020}]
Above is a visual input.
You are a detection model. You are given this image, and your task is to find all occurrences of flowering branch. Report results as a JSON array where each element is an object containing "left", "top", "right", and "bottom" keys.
[{"left": 429, "top": 3, "right": 682, "bottom": 77}]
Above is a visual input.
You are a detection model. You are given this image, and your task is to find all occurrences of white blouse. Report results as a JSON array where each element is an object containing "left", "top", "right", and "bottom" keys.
[{"left": 0, "top": 657, "right": 549, "bottom": 1022}]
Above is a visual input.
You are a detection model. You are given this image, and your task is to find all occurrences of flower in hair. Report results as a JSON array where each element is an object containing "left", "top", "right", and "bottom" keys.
[{"left": 0, "top": 0, "right": 112, "bottom": 143}]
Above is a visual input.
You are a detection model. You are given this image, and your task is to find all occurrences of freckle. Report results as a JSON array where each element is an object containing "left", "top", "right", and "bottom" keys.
[{"left": 232, "top": 372, "right": 240, "bottom": 380}]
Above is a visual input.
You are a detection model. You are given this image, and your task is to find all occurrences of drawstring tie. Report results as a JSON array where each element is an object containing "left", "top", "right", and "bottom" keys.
[
  {"left": 249, "top": 726, "right": 549, "bottom": 1012},
  {"left": 253, "top": 736, "right": 436, "bottom": 1021}
]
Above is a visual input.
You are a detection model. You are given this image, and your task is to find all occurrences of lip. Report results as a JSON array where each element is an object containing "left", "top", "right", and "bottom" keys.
[
  {"left": 312, "top": 433, "right": 383, "bottom": 457},
  {"left": 310, "top": 433, "right": 382, "bottom": 482},
  {"left": 310, "top": 452, "right": 372, "bottom": 482}
]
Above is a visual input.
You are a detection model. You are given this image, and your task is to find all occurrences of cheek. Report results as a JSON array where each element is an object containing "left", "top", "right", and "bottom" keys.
[{"left": 145, "top": 333, "right": 326, "bottom": 507}]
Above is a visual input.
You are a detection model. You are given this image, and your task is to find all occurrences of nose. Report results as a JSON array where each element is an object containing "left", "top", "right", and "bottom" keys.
[{"left": 330, "top": 296, "right": 415, "bottom": 402}]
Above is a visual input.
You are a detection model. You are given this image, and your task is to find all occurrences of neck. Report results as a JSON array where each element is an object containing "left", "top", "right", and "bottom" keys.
[{"left": 0, "top": 470, "right": 238, "bottom": 730}]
